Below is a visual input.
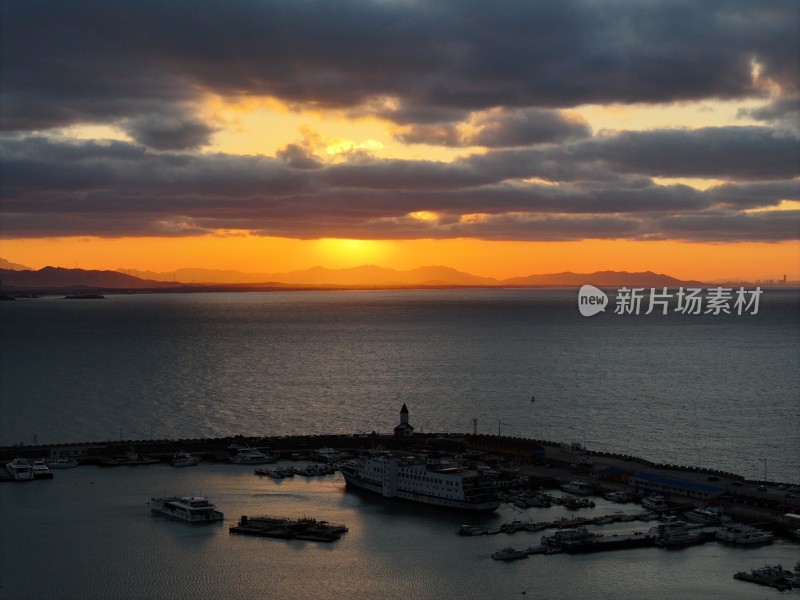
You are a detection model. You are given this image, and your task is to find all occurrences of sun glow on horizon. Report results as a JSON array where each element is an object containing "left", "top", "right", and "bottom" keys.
[{"left": 2, "top": 235, "right": 798, "bottom": 283}]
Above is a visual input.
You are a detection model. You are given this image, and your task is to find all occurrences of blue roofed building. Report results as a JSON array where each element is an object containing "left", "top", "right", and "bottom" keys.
[{"left": 629, "top": 472, "right": 724, "bottom": 501}]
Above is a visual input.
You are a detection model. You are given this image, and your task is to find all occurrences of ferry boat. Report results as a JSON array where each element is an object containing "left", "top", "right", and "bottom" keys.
[
  {"left": 338, "top": 450, "right": 501, "bottom": 511},
  {"left": 561, "top": 481, "right": 593, "bottom": 495},
  {"left": 5, "top": 458, "right": 34, "bottom": 481},
  {"left": 230, "top": 447, "right": 279, "bottom": 465},
  {"left": 716, "top": 524, "right": 774, "bottom": 545},
  {"left": 149, "top": 496, "right": 224, "bottom": 523}
]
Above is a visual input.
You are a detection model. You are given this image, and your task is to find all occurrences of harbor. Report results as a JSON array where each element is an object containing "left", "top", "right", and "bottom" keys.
[{"left": 2, "top": 453, "right": 799, "bottom": 600}]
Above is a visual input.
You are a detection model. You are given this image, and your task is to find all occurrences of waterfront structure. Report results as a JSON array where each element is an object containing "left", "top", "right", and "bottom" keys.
[
  {"left": 630, "top": 472, "right": 724, "bottom": 501},
  {"left": 463, "top": 434, "right": 545, "bottom": 463},
  {"left": 338, "top": 450, "right": 501, "bottom": 511}
]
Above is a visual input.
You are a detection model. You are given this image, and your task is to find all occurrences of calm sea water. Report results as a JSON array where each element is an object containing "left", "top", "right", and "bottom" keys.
[
  {"left": 1, "top": 289, "right": 799, "bottom": 599},
  {"left": 1, "top": 289, "right": 798, "bottom": 480}
]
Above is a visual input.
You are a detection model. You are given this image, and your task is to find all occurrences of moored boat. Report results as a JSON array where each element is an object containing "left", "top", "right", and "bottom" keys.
[
  {"left": 561, "top": 481, "right": 593, "bottom": 495},
  {"left": 171, "top": 451, "right": 200, "bottom": 467},
  {"left": 5, "top": 458, "right": 35, "bottom": 481},
  {"left": 653, "top": 521, "right": 705, "bottom": 546},
  {"left": 491, "top": 547, "right": 528, "bottom": 561},
  {"left": 604, "top": 491, "right": 632, "bottom": 503},
  {"left": 338, "top": 450, "right": 500, "bottom": 511},
  {"left": 641, "top": 495, "right": 669, "bottom": 511},
  {"left": 31, "top": 460, "right": 54, "bottom": 479},
  {"left": 683, "top": 505, "right": 725, "bottom": 525},
  {"left": 44, "top": 457, "right": 79, "bottom": 469},
  {"left": 716, "top": 523, "right": 774, "bottom": 545},
  {"left": 230, "top": 447, "right": 279, "bottom": 465}
]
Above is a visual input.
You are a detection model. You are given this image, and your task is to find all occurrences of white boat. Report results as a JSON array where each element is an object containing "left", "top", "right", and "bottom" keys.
[
  {"left": 641, "top": 495, "right": 669, "bottom": 511},
  {"left": 5, "top": 458, "right": 34, "bottom": 481},
  {"left": 561, "top": 481, "right": 593, "bottom": 495},
  {"left": 171, "top": 451, "right": 200, "bottom": 467},
  {"left": 149, "top": 496, "right": 224, "bottom": 523},
  {"left": 683, "top": 505, "right": 724, "bottom": 524},
  {"left": 491, "top": 547, "right": 528, "bottom": 561},
  {"left": 44, "top": 457, "right": 79, "bottom": 469},
  {"left": 652, "top": 521, "right": 704, "bottom": 546},
  {"left": 604, "top": 491, "right": 631, "bottom": 503},
  {"left": 338, "top": 450, "right": 501, "bottom": 511},
  {"left": 31, "top": 460, "right": 54, "bottom": 479},
  {"left": 230, "top": 447, "right": 278, "bottom": 465},
  {"left": 716, "top": 523, "right": 774, "bottom": 544}
]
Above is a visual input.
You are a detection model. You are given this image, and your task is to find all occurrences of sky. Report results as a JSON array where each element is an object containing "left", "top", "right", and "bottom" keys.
[{"left": 1, "top": 0, "right": 798, "bottom": 281}]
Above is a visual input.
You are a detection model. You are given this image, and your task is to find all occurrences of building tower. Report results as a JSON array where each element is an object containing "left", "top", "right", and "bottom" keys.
[{"left": 393, "top": 403, "right": 414, "bottom": 437}]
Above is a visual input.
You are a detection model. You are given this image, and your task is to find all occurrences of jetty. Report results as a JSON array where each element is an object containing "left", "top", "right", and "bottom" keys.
[{"left": 229, "top": 515, "right": 348, "bottom": 543}]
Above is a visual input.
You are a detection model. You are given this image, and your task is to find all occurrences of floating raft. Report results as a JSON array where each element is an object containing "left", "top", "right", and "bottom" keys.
[{"left": 230, "top": 515, "right": 348, "bottom": 542}]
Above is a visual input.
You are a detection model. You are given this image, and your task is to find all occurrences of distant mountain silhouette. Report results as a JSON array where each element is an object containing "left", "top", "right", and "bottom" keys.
[
  {"left": 503, "top": 270, "right": 705, "bottom": 287},
  {"left": 0, "top": 266, "right": 173, "bottom": 290},
  {"left": 120, "top": 265, "right": 500, "bottom": 286},
  {"left": 0, "top": 258, "right": 33, "bottom": 271},
  {"left": 1, "top": 261, "right": 707, "bottom": 291}
]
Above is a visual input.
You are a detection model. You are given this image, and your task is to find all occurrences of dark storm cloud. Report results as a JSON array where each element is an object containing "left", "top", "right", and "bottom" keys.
[
  {"left": 121, "top": 113, "right": 218, "bottom": 151},
  {"left": 707, "top": 180, "right": 800, "bottom": 209},
  {"left": 3, "top": 135, "right": 795, "bottom": 242},
  {"left": 575, "top": 128, "right": 800, "bottom": 180},
  {"left": 1, "top": 1, "right": 798, "bottom": 243},
  {"left": 2, "top": 0, "right": 798, "bottom": 137},
  {"left": 656, "top": 210, "right": 800, "bottom": 242},
  {"left": 394, "top": 108, "right": 591, "bottom": 147}
]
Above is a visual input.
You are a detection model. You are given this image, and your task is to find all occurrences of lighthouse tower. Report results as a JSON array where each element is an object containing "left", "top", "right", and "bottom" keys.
[{"left": 393, "top": 403, "right": 415, "bottom": 437}]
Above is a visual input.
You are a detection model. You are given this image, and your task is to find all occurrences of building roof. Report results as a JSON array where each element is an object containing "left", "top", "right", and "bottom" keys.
[
  {"left": 394, "top": 422, "right": 414, "bottom": 431},
  {"left": 597, "top": 466, "right": 628, "bottom": 475},
  {"left": 631, "top": 471, "right": 723, "bottom": 495}
]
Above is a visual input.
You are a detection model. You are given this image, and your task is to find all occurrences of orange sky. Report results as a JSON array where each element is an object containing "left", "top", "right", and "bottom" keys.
[{"left": 3, "top": 236, "right": 798, "bottom": 282}]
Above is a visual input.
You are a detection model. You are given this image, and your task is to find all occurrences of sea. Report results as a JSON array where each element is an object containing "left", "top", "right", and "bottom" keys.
[{"left": 1, "top": 288, "right": 799, "bottom": 599}]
